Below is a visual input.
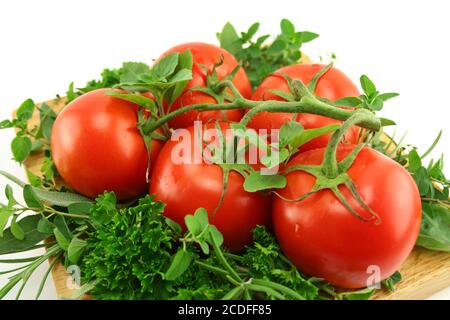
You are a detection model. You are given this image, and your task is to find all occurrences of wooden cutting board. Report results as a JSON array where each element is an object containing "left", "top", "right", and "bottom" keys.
[{"left": 20, "top": 97, "right": 450, "bottom": 300}]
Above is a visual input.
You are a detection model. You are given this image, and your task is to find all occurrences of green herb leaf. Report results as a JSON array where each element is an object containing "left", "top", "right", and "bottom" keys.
[
  {"left": 11, "top": 136, "right": 32, "bottom": 162},
  {"left": 120, "top": 62, "right": 151, "bottom": 83},
  {"left": 25, "top": 170, "right": 43, "bottom": 188},
  {"left": 209, "top": 225, "right": 224, "bottom": 247},
  {"left": 153, "top": 52, "right": 179, "bottom": 79},
  {"left": 360, "top": 75, "right": 377, "bottom": 97},
  {"left": 68, "top": 202, "right": 93, "bottom": 216},
  {"left": 289, "top": 124, "right": 340, "bottom": 150},
  {"left": 66, "top": 82, "right": 77, "bottom": 102},
  {"left": 218, "top": 22, "right": 240, "bottom": 54},
  {"left": 89, "top": 192, "right": 117, "bottom": 225},
  {"left": 297, "top": 31, "right": 319, "bottom": 43},
  {"left": 421, "top": 130, "right": 442, "bottom": 159},
  {"left": 165, "top": 50, "right": 193, "bottom": 105},
  {"left": 168, "top": 68, "right": 192, "bottom": 83},
  {"left": 244, "top": 171, "right": 287, "bottom": 192},
  {"left": 280, "top": 19, "right": 295, "bottom": 36},
  {"left": 16, "top": 99, "right": 35, "bottom": 121},
  {"left": 340, "top": 287, "right": 375, "bottom": 300},
  {"left": 37, "top": 103, "right": 57, "bottom": 140},
  {"left": 37, "top": 217, "right": 55, "bottom": 234},
  {"left": 380, "top": 117, "right": 396, "bottom": 126},
  {"left": 165, "top": 217, "right": 182, "bottom": 235},
  {"left": 23, "top": 185, "right": 44, "bottom": 210},
  {"left": 218, "top": 20, "right": 319, "bottom": 89},
  {"left": 382, "top": 271, "right": 402, "bottom": 292},
  {"left": 416, "top": 202, "right": 450, "bottom": 252},
  {"left": 378, "top": 92, "right": 400, "bottom": 102},
  {"left": 53, "top": 228, "right": 70, "bottom": 251},
  {"left": 279, "top": 121, "right": 304, "bottom": 148},
  {"left": 246, "top": 23, "right": 260, "bottom": 40},
  {"left": 164, "top": 249, "right": 193, "bottom": 281},
  {"left": 40, "top": 156, "right": 56, "bottom": 183},
  {"left": 334, "top": 96, "right": 362, "bottom": 108},
  {"left": 408, "top": 149, "right": 422, "bottom": 173},
  {"left": 194, "top": 208, "right": 209, "bottom": 230},
  {"left": 53, "top": 216, "right": 72, "bottom": 240},
  {"left": 67, "top": 238, "right": 87, "bottom": 264},
  {"left": 5, "top": 185, "right": 17, "bottom": 207},
  {"left": 0, "top": 206, "right": 14, "bottom": 237},
  {"left": 105, "top": 91, "right": 157, "bottom": 113},
  {"left": 185, "top": 215, "right": 201, "bottom": 237},
  {"left": 0, "top": 215, "right": 51, "bottom": 255},
  {"left": 0, "top": 120, "right": 14, "bottom": 129},
  {"left": 10, "top": 215, "right": 25, "bottom": 240},
  {"left": 35, "top": 189, "right": 92, "bottom": 208}
]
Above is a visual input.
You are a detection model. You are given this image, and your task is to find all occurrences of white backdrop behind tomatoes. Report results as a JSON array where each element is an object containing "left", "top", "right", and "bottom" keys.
[{"left": 0, "top": 0, "right": 449, "bottom": 300}]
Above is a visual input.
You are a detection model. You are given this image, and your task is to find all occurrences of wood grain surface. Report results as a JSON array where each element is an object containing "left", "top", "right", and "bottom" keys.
[{"left": 21, "top": 97, "right": 450, "bottom": 300}]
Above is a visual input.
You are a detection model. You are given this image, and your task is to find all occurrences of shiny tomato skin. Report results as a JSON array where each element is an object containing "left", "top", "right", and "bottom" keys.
[
  {"left": 159, "top": 42, "right": 252, "bottom": 129},
  {"left": 249, "top": 64, "right": 360, "bottom": 152},
  {"left": 51, "top": 88, "right": 163, "bottom": 201},
  {"left": 149, "top": 122, "right": 272, "bottom": 252},
  {"left": 273, "top": 145, "right": 421, "bottom": 288}
]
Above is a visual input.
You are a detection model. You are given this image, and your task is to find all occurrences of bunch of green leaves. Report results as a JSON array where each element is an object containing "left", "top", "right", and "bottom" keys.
[
  {"left": 80, "top": 196, "right": 233, "bottom": 300},
  {"left": 370, "top": 130, "right": 450, "bottom": 252},
  {"left": 406, "top": 144, "right": 450, "bottom": 251},
  {"left": 0, "top": 100, "right": 57, "bottom": 187},
  {"left": 218, "top": 19, "right": 318, "bottom": 89},
  {"left": 66, "top": 67, "right": 123, "bottom": 103},
  {"left": 77, "top": 195, "right": 398, "bottom": 300},
  {"left": 240, "top": 226, "right": 319, "bottom": 299},
  {"left": 0, "top": 171, "right": 93, "bottom": 299},
  {"left": 335, "top": 75, "right": 399, "bottom": 112},
  {"left": 80, "top": 193, "right": 179, "bottom": 299},
  {"left": 81, "top": 202, "right": 307, "bottom": 300},
  {"left": 112, "top": 51, "right": 192, "bottom": 108}
]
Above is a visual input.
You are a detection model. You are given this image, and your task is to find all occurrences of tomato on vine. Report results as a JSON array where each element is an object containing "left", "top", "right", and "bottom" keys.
[
  {"left": 51, "top": 89, "right": 164, "bottom": 201},
  {"left": 248, "top": 64, "right": 360, "bottom": 152},
  {"left": 273, "top": 144, "right": 422, "bottom": 288},
  {"left": 149, "top": 121, "right": 272, "bottom": 252},
  {"left": 158, "top": 43, "right": 252, "bottom": 129}
]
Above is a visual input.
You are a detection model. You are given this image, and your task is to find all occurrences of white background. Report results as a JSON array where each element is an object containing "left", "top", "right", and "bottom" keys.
[{"left": 0, "top": 0, "right": 449, "bottom": 300}]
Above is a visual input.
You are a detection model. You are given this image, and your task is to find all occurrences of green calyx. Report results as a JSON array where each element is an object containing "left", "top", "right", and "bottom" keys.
[
  {"left": 191, "top": 59, "right": 242, "bottom": 105},
  {"left": 280, "top": 110, "right": 382, "bottom": 224}
]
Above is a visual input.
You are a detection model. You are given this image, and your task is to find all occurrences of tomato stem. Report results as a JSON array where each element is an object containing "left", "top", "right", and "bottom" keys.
[
  {"left": 251, "top": 278, "right": 305, "bottom": 300},
  {"left": 145, "top": 80, "right": 382, "bottom": 135},
  {"left": 321, "top": 109, "right": 381, "bottom": 178},
  {"left": 146, "top": 102, "right": 243, "bottom": 133}
]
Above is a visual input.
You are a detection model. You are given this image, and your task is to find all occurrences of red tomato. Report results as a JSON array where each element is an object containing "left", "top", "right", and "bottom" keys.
[
  {"left": 159, "top": 43, "right": 252, "bottom": 129},
  {"left": 249, "top": 64, "right": 360, "bottom": 152},
  {"left": 273, "top": 145, "right": 421, "bottom": 288},
  {"left": 149, "top": 122, "right": 271, "bottom": 252},
  {"left": 51, "top": 89, "right": 163, "bottom": 201}
]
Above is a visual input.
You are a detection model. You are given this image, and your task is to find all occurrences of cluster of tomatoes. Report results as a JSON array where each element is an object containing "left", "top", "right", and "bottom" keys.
[{"left": 50, "top": 43, "right": 421, "bottom": 288}]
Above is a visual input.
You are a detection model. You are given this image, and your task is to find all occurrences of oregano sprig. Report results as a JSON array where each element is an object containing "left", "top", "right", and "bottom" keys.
[
  {"left": 335, "top": 74, "right": 399, "bottom": 112},
  {"left": 218, "top": 19, "right": 319, "bottom": 89}
]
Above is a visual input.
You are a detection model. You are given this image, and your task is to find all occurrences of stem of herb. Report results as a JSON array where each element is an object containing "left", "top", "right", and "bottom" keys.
[
  {"left": 251, "top": 278, "right": 305, "bottom": 300},
  {"left": 194, "top": 261, "right": 229, "bottom": 276},
  {"left": 210, "top": 234, "right": 242, "bottom": 283}
]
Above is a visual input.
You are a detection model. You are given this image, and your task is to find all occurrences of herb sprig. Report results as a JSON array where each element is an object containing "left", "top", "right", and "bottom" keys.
[{"left": 218, "top": 19, "right": 318, "bottom": 89}]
